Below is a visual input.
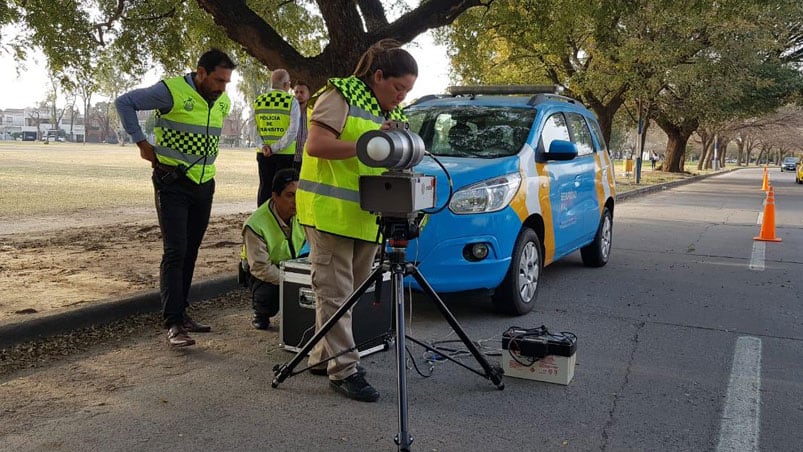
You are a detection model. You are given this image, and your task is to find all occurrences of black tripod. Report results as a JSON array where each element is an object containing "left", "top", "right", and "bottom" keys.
[{"left": 272, "top": 216, "right": 505, "bottom": 451}]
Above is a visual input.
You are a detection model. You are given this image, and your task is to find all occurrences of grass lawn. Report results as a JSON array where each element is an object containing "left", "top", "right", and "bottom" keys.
[
  {"left": 612, "top": 159, "right": 720, "bottom": 193},
  {"left": 0, "top": 141, "right": 725, "bottom": 218},
  {"left": 0, "top": 141, "right": 257, "bottom": 218}
]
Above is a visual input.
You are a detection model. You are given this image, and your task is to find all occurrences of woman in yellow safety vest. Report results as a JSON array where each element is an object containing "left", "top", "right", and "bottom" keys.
[{"left": 296, "top": 39, "right": 417, "bottom": 402}]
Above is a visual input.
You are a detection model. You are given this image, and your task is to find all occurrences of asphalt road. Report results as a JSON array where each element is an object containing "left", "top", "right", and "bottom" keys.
[{"left": 1, "top": 167, "right": 801, "bottom": 452}]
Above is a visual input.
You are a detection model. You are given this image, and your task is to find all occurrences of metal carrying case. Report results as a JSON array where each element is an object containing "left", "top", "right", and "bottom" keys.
[{"left": 279, "top": 258, "right": 393, "bottom": 357}]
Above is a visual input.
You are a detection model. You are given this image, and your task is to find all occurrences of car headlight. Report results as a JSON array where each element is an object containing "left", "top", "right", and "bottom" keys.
[{"left": 449, "top": 173, "right": 522, "bottom": 214}]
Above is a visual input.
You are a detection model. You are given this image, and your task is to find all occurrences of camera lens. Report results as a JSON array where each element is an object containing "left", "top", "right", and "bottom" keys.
[{"left": 356, "top": 129, "right": 425, "bottom": 170}]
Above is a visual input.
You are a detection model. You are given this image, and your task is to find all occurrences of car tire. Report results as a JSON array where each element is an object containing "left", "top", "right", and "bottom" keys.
[
  {"left": 581, "top": 207, "right": 613, "bottom": 268},
  {"left": 493, "top": 228, "right": 542, "bottom": 315}
]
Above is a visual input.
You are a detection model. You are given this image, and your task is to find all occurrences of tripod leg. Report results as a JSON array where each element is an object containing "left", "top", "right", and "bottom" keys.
[
  {"left": 391, "top": 264, "right": 413, "bottom": 450},
  {"left": 410, "top": 266, "right": 505, "bottom": 389},
  {"left": 272, "top": 265, "right": 385, "bottom": 388}
]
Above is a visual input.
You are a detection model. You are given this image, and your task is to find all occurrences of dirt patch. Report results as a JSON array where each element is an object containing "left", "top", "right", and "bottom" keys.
[{"left": 0, "top": 210, "right": 248, "bottom": 322}]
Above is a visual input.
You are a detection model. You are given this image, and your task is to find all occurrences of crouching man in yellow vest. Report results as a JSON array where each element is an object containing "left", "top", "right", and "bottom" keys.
[
  {"left": 296, "top": 39, "right": 418, "bottom": 402},
  {"left": 241, "top": 168, "right": 306, "bottom": 329}
]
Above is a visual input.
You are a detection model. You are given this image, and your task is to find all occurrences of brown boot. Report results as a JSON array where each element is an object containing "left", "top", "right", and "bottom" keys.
[
  {"left": 167, "top": 325, "right": 195, "bottom": 347},
  {"left": 182, "top": 315, "right": 211, "bottom": 333}
]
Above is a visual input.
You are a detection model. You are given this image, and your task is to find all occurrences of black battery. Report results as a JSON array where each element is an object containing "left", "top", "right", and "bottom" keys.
[
  {"left": 279, "top": 258, "right": 394, "bottom": 357},
  {"left": 501, "top": 326, "right": 577, "bottom": 358}
]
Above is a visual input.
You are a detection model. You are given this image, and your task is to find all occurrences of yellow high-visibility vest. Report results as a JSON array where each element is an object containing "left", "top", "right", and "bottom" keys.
[
  {"left": 254, "top": 90, "right": 296, "bottom": 155},
  {"left": 154, "top": 75, "right": 230, "bottom": 184},
  {"left": 296, "top": 76, "right": 406, "bottom": 242},
  {"left": 242, "top": 200, "right": 306, "bottom": 265}
]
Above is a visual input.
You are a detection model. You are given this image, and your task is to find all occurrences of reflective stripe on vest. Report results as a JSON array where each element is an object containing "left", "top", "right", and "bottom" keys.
[
  {"left": 296, "top": 76, "right": 406, "bottom": 242},
  {"left": 243, "top": 201, "right": 306, "bottom": 264},
  {"left": 254, "top": 90, "right": 296, "bottom": 155},
  {"left": 154, "top": 75, "right": 230, "bottom": 184}
]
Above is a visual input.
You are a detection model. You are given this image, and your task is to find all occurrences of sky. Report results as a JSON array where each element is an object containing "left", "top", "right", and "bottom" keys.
[{"left": 0, "top": 30, "right": 452, "bottom": 110}]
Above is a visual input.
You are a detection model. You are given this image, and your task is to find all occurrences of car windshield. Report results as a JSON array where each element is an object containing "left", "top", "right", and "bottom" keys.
[
  {"left": 783, "top": 157, "right": 798, "bottom": 163},
  {"left": 405, "top": 106, "right": 536, "bottom": 158}
]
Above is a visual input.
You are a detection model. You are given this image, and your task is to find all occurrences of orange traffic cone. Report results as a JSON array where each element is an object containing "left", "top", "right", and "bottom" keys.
[
  {"left": 761, "top": 166, "right": 769, "bottom": 191},
  {"left": 754, "top": 185, "right": 781, "bottom": 242}
]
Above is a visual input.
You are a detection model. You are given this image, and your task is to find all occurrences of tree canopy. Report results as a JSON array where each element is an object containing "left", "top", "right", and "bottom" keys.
[
  {"left": 444, "top": 0, "right": 803, "bottom": 171},
  {"left": 3, "top": 1, "right": 492, "bottom": 90}
]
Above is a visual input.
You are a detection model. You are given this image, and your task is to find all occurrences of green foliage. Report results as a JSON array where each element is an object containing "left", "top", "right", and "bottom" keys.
[
  {"left": 444, "top": 0, "right": 803, "bottom": 169},
  {"left": 4, "top": 0, "right": 488, "bottom": 102},
  {"left": 2, "top": 0, "right": 328, "bottom": 80}
]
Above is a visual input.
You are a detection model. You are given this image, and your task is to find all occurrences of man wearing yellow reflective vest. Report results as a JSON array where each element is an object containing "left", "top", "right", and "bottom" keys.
[
  {"left": 116, "top": 49, "right": 235, "bottom": 348},
  {"left": 241, "top": 168, "right": 306, "bottom": 330},
  {"left": 254, "top": 68, "right": 300, "bottom": 207},
  {"left": 297, "top": 39, "right": 418, "bottom": 402}
]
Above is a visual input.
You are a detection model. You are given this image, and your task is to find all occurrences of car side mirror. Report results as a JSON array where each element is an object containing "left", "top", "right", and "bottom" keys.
[{"left": 542, "top": 139, "right": 578, "bottom": 161}]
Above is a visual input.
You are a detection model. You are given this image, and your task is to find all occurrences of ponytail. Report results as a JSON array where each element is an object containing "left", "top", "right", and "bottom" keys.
[{"left": 353, "top": 39, "right": 418, "bottom": 83}]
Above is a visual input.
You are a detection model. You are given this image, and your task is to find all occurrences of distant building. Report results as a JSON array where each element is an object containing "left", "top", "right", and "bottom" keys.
[
  {"left": 1, "top": 107, "right": 85, "bottom": 142},
  {"left": 0, "top": 108, "right": 26, "bottom": 140}
]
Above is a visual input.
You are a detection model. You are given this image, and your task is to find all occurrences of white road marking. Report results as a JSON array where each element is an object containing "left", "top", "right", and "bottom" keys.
[
  {"left": 756, "top": 212, "right": 763, "bottom": 225},
  {"left": 716, "top": 336, "right": 762, "bottom": 452},
  {"left": 748, "top": 241, "right": 765, "bottom": 271}
]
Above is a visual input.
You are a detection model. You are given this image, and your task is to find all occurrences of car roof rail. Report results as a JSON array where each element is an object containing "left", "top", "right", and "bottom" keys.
[
  {"left": 445, "top": 85, "right": 580, "bottom": 105},
  {"left": 528, "top": 93, "right": 578, "bottom": 106},
  {"left": 447, "top": 85, "right": 561, "bottom": 97},
  {"left": 407, "top": 93, "right": 451, "bottom": 107}
]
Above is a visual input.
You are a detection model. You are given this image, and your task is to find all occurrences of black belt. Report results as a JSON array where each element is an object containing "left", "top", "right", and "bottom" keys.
[
  {"left": 153, "top": 163, "right": 213, "bottom": 186},
  {"left": 155, "top": 163, "right": 177, "bottom": 171}
]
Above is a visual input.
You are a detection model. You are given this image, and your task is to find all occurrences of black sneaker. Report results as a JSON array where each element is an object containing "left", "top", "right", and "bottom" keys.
[
  {"left": 330, "top": 373, "right": 380, "bottom": 402},
  {"left": 310, "top": 364, "right": 366, "bottom": 377},
  {"left": 252, "top": 314, "right": 270, "bottom": 330}
]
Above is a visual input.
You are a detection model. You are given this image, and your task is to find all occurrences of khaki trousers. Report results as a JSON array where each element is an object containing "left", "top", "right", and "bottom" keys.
[{"left": 305, "top": 226, "right": 379, "bottom": 380}]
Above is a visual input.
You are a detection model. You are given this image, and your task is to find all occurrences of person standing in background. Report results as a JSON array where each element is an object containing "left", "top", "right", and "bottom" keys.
[
  {"left": 292, "top": 81, "right": 311, "bottom": 171},
  {"left": 254, "top": 69, "right": 300, "bottom": 207},
  {"left": 115, "top": 49, "right": 235, "bottom": 347}
]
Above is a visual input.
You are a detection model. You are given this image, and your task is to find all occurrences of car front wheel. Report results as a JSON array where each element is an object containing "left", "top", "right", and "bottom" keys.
[
  {"left": 493, "top": 228, "right": 542, "bottom": 315},
  {"left": 581, "top": 207, "right": 613, "bottom": 267}
]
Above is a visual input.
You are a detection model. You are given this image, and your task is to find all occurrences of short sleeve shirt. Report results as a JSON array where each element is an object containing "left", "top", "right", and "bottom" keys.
[{"left": 309, "top": 88, "right": 349, "bottom": 136}]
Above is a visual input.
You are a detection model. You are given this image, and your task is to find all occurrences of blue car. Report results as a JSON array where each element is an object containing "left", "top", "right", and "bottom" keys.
[
  {"left": 781, "top": 156, "right": 799, "bottom": 172},
  {"left": 404, "top": 86, "right": 616, "bottom": 315}
]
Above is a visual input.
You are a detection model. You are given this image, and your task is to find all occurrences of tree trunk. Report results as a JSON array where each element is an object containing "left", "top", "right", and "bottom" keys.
[
  {"left": 576, "top": 85, "right": 627, "bottom": 149},
  {"left": 195, "top": 0, "right": 486, "bottom": 91},
  {"left": 717, "top": 138, "right": 727, "bottom": 168},
  {"left": 699, "top": 141, "right": 711, "bottom": 170},
  {"left": 755, "top": 146, "right": 767, "bottom": 166},
  {"left": 744, "top": 137, "right": 756, "bottom": 166},
  {"left": 741, "top": 142, "right": 748, "bottom": 166},
  {"left": 697, "top": 129, "right": 712, "bottom": 171},
  {"left": 653, "top": 114, "right": 698, "bottom": 173},
  {"left": 82, "top": 95, "right": 92, "bottom": 144}
]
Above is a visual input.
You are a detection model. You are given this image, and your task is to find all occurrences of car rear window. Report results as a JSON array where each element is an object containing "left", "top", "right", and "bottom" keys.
[{"left": 406, "top": 106, "right": 536, "bottom": 158}]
